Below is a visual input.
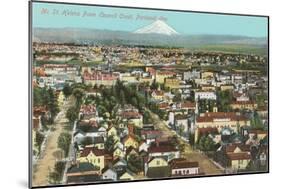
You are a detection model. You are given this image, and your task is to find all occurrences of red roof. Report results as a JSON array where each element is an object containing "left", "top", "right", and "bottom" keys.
[
  {"left": 122, "top": 111, "right": 142, "bottom": 119},
  {"left": 181, "top": 101, "right": 196, "bottom": 109},
  {"left": 80, "top": 147, "right": 105, "bottom": 157},
  {"left": 196, "top": 112, "right": 248, "bottom": 123},
  {"left": 169, "top": 158, "right": 199, "bottom": 169},
  {"left": 83, "top": 71, "right": 118, "bottom": 81},
  {"left": 148, "top": 143, "right": 178, "bottom": 153},
  {"left": 157, "top": 71, "right": 175, "bottom": 76},
  {"left": 227, "top": 152, "right": 251, "bottom": 160},
  {"left": 231, "top": 101, "right": 256, "bottom": 105},
  {"left": 151, "top": 90, "right": 164, "bottom": 96},
  {"left": 225, "top": 144, "right": 251, "bottom": 153},
  {"left": 33, "top": 117, "right": 40, "bottom": 130},
  {"left": 197, "top": 127, "right": 218, "bottom": 135},
  {"left": 80, "top": 105, "right": 97, "bottom": 115}
]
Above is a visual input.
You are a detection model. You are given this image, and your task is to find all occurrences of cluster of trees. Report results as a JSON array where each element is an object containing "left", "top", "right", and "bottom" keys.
[
  {"left": 57, "top": 132, "right": 72, "bottom": 157},
  {"left": 143, "top": 110, "right": 153, "bottom": 124},
  {"left": 49, "top": 161, "right": 66, "bottom": 184},
  {"left": 198, "top": 99, "right": 216, "bottom": 113},
  {"left": 196, "top": 135, "right": 218, "bottom": 152},
  {"left": 34, "top": 86, "right": 60, "bottom": 124},
  {"left": 216, "top": 90, "right": 232, "bottom": 112},
  {"left": 251, "top": 111, "right": 265, "bottom": 130},
  {"left": 127, "top": 154, "right": 143, "bottom": 173},
  {"left": 35, "top": 131, "right": 45, "bottom": 154}
]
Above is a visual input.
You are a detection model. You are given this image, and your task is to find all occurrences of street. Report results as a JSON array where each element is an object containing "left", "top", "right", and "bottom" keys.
[
  {"left": 149, "top": 110, "right": 223, "bottom": 175},
  {"left": 32, "top": 97, "right": 74, "bottom": 187}
]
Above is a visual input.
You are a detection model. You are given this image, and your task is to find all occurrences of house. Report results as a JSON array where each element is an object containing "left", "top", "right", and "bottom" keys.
[
  {"left": 174, "top": 114, "right": 188, "bottom": 132},
  {"left": 126, "top": 146, "right": 139, "bottom": 160},
  {"left": 194, "top": 90, "right": 217, "bottom": 101},
  {"left": 122, "top": 111, "right": 143, "bottom": 128},
  {"left": 113, "top": 146, "right": 125, "bottom": 160},
  {"left": 201, "top": 71, "right": 214, "bottom": 79},
  {"left": 112, "top": 158, "right": 127, "bottom": 176},
  {"left": 216, "top": 144, "right": 252, "bottom": 170},
  {"left": 164, "top": 77, "right": 180, "bottom": 89},
  {"left": 220, "top": 84, "right": 234, "bottom": 91},
  {"left": 195, "top": 127, "right": 218, "bottom": 143},
  {"left": 107, "top": 126, "right": 118, "bottom": 136},
  {"left": 113, "top": 141, "right": 124, "bottom": 151},
  {"left": 139, "top": 141, "right": 149, "bottom": 152},
  {"left": 248, "top": 129, "right": 267, "bottom": 141},
  {"left": 230, "top": 101, "right": 258, "bottom": 111},
  {"left": 102, "top": 167, "right": 117, "bottom": 181},
  {"left": 226, "top": 153, "right": 251, "bottom": 170},
  {"left": 122, "top": 135, "right": 139, "bottom": 149},
  {"left": 119, "top": 169, "right": 135, "bottom": 180},
  {"left": 145, "top": 156, "right": 170, "bottom": 178},
  {"left": 83, "top": 71, "right": 119, "bottom": 86},
  {"left": 66, "top": 162, "right": 100, "bottom": 184},
  {"left": 169, "top": 158, "right": 200, "bottom": 176},
  {"left": 77, "top": 147, "right": 105, "bottom": 171},
  {"left": 155, "top": 71, "right": 175, "bottom": 84},
  {"left": 201, "top": 85, "right": 216, "bottom": 91},
  {"left": 151, "top": 90, "right": 165, "bottom": 101},
  {"left": 195, "top": 112, "right": 250, "bottom": 139},
  {"left": 233, "top": 92, "right": 250, "bottom": 102},
  {"left": 148, "top": 142, "right": 180, "bottom": 161},
  {"left": 179, "top": 101, "right": 196, "bottom": 112},
  {"left": 141, "top": 130, "right": 162, "bottom": 145}
]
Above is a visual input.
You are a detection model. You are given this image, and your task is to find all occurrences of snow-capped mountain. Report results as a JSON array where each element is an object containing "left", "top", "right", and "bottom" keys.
[{"left": 134, "top": 20, "right": 179, "bottom": 36}]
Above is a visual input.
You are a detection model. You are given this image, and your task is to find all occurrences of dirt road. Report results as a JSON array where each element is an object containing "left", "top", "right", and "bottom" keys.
[
  {"left": 32, "top": 98, "right": 74, "bottom": 187},
  {"left": 149, "top": 110, "right": 223, "bottom": 175}
]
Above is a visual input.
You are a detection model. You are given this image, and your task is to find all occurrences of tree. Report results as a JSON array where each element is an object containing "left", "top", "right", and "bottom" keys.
[
  {"left": 197, "top": 135, "right": 216, "bottom": 152},
  {"left": 47, "top": 88, "right": 60, "bottom": 123},
  {"left": 66, "top": 106, "right": 78, "bottom": 125},
  {"left": 57, "top": 132, "right": 71, "bottom": 157},
  {"left": 35, "top": 131, "right": 45, "bottom": 153},
  {"left": 150, "top": 79, "right": 159, "bottom": 90},
  {"left": 128, "top": 154, "right": 143, "bottom": 173},
  {"left": 49, "top": 172, "right": 60, "bottom": 184},
  {"left": 105, "top": 135, "right": 115, "bottom": 152},
  {"left": 54, "top": 161, "right": 66, "bottom": 178},
  {"left": 72, "top": 88, "right": 84, "bottom": 106},
  {"left": 143, "top": 111, "right": 152, "bottom": 124},
  {"left": 188, "top": 133, "right": 195, "bottom": 147},
  {"left": 251, "top": 111, "right": 264, "bottom": 130},
  {"left": 173, "top": 92, "right": 182, "bottom": 102},
  {"left": 63, "top": 83, "right": 72, "bottom": 98}
]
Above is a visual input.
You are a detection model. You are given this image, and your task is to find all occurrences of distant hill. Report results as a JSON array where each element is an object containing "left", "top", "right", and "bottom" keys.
[{"left": 33, "top": 27, "right": 267, "bottom": 54}]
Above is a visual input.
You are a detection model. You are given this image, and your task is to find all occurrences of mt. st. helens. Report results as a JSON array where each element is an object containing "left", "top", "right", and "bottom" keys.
[{"left": 134, "top": 20, "right": 179, "bottom": 36}]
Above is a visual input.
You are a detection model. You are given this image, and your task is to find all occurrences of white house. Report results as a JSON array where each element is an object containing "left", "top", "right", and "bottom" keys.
[
  {"left": 102, "top": 167, "right": 117, "bottom": 181},
  {"left": 195, "top": 91, "right": 217, "bottom": 101}
]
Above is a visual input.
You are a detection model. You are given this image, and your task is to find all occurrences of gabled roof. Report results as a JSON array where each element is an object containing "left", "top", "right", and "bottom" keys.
[
  {"left": 67, "top": 162, "right": 99, "bottom": 174},
  {"left": 80, "top": 147, "right": 105, "bottom": 157},
  {"left": 225, "top": 144, "right": 251, "bottom": 153},
  {"left": 148, "top": 143, "right": 178, "bottom": 153},
  {"left": 227, "top": 152, "right": 251, "bottom": 160},
  {"left": 169, "top": 158, "right": 199, "bottom": 169}
]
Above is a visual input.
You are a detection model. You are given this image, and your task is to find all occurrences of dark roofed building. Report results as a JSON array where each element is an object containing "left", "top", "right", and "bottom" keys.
[
  {"left": 169, "top": 158, "right": 200, "bottom": 176},
  {"left": 66, "top": 162, "right": 100, "bottom": 184}
]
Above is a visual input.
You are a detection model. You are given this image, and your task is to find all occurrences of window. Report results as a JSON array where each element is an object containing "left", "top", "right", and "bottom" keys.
[
  {"left": 156, "top": 160, "right": 160, "bottom": 165},
  {"left": 98, "top": 158, "right": 100, "bottom": 163}
]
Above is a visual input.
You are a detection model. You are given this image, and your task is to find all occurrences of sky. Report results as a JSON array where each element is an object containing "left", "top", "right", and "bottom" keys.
[{"left": 32, "top": 2, "right": 268, "bottom": 37}]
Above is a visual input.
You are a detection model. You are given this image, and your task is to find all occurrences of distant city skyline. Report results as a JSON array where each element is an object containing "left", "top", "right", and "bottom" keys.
[{"left": 33, "top": 2, "right": 268, "bottom": 37}]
